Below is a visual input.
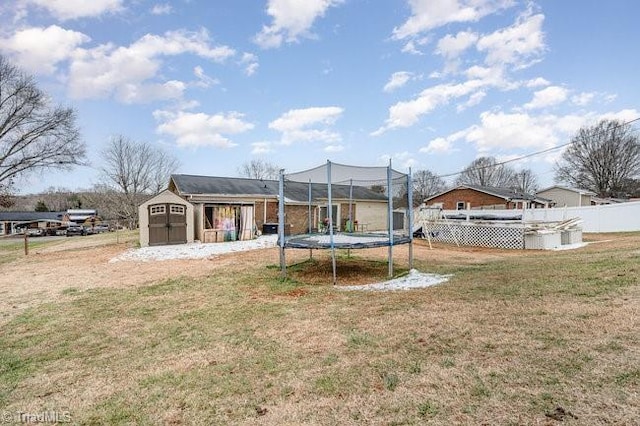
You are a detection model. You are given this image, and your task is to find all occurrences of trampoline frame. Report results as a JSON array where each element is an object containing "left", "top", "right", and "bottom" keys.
[{"left": 278, "top": 160, "right": 413, "bottom": 284}]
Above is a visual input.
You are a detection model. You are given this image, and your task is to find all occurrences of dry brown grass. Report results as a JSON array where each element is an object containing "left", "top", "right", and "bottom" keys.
[{"left": 0, "top": 232, "right": 638, "bottom": 425}]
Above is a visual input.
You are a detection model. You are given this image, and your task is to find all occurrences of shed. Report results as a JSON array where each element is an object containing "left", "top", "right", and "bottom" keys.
[{"left": 138, "top": 189, "right": 194, "bottom": 247}]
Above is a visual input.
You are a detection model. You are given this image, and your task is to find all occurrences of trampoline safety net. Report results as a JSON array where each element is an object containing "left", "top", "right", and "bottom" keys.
[{"left": 277, "top": 160, "right": 414, "bottom": 284}]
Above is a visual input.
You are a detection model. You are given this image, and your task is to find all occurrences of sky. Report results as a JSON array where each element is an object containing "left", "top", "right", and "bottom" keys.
[{"left": 1, "top": 0, "right": 639, "bottom": 195}]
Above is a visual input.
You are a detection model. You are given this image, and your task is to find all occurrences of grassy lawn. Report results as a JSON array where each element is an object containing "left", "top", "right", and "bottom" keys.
[{"left": 0, "top": 233, "right": 638, "bottom": 425}]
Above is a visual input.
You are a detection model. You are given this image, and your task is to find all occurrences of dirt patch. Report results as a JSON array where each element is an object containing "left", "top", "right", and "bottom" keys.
[{"left": 0, "top": 234, "right": 593, "bottom": 325}]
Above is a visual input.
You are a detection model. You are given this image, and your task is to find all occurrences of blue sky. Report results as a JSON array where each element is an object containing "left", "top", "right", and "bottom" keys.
[{"left": 1, "top": 0, "right": 638, "bottom": 194}]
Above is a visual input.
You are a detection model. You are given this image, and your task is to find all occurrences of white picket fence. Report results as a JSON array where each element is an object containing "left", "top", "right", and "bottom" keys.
[{"left": 436, "top": 200, "right": 640, "bottom": 233}]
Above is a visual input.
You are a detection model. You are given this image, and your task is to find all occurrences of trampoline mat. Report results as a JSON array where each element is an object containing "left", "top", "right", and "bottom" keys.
[{"left": 282, "top": 232, "right": 411, "bottom": 249}]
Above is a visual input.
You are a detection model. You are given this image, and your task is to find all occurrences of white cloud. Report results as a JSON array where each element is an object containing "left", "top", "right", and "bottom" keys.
[
  {"left": 324, "top": 144, "right": 344, "bottom": 152},
  {"left": 383, "top": 71, "right": 414, "bottom": 93},
  {"left": 118, "top": 80, "right": 185, "bottom": 104},
  {"left": 525, "top": 77, "right": 550, "bottom": 88},
  {"left": 524, "top": 85, "right": 568, "bottom": 109},
  {"left": 240, "top": 52, "right": 259, "bottom": 76},
  {"left": 459, "top": 111, "right": 586, "bottom": 153},
  {"left": 151, "top": 3, "right": 172, "bottom": 15},
  {"left": 372, "top": 79, "right": 485, "bottom": 135},
  {"left": 269, "top": 106, "right": 344, "bottom": 144},
  {"left": 0, "top": 25, "right": 89, "bottom": 74},
  {"left": 420, "top": 137, "right": 453, "bottom": 154},
  {"left": 456, "top": 90, "right": 486, "bottom": 112},
  {"left": 477, "top": 12, "right": 545, "bottom": 68},
  {"left": 153, "top": 110, "right": 254, "bottom": 148},
  {"left": 401, "top": 36, "right": 431, "bottom": 55},
  {"left": 393, "top": 0, "right": 513, "bottom": 40},
  {"left": 26, "top": 0, "right": 123, "bottom": 20},
  {"left": 193, "top": 66, "right": 219, "bottom": 88},
  {"left": 68, "top": 29, "right": 235, "bottom": 102},
  {"left": 251, "top": 142, "right": 273, "bottom": 154},
  {"left": 598, "top": 108, "right": 640, "bottom": 123},
  {"left": 571, "top": 92, "right": 595, "bottom": 107},
  {"left": 435, "top": 30, "right": 478, "bottom": 59},
  {"left": 254, "top": 0, "right": 344, "bottom": 49},
  {"left": 381, "top": 152, "right": 418, "bottom": 170}
]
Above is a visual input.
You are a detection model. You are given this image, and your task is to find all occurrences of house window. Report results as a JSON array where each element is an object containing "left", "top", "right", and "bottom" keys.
[
  {"left": 456, "top": 201, "right": 465, "bottom": 210},
  {"left": 150, "top": 205, "right": 166, "bottom": 215},
  {"left": 170, "top": 205, "right": 185, "bottom": 215}
]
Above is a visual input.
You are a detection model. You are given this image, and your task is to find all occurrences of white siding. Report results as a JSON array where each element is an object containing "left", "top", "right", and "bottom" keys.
[{"left": 355, "top": 201, "right": 388, "bottom": 231}]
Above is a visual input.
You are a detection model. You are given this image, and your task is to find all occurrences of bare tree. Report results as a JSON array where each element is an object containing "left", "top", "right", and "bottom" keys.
[
  {"left": 413, "top": 169, "right": 446, "bottom": 203},
  {"left": 238, "top": 159, "right": 280, "bottom": 180},
  {"left": 0, "top": 181, "right": 14, "bottom": 208},
  {"left": 99, "top": 135, "right": 180, "bottom": 227},
  {"left": 511, "top": 169, "right": 539, "bottom": 194},
  {"left": 455, "top": 156, "right": 516, "bottom": 188},
  {"left": 555, "top": 119, "right": 640, "bottom": 197},
  {"left": 0, "top": 55, "right": 85, "bottom": 190}
]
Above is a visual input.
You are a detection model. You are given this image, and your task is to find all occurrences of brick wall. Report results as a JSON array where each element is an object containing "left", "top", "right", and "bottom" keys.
[{"left": 428, "top": 189, "right": 510, "bottom": 210}]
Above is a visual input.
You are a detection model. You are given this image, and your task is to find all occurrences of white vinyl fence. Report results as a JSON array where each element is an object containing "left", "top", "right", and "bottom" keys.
[{"left": 438, "top": 200, "right": 640, "bottom": 233}]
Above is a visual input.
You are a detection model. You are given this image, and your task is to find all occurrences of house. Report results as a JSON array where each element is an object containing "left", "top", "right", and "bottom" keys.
[
  {"left": 62, "top": 209, "right": 100, "bottom": 225},
  {"left": 138, "top": 174, "right": 390, "bottom": 247},
  {"left": 424, "top": 185, "right": 552, "bottom": 210},
  {"left": 0, "top": 211, "right": 65, "bottom": 235},
  {"left": 536, "top": 185, "right": 596, "bottom": 207}
]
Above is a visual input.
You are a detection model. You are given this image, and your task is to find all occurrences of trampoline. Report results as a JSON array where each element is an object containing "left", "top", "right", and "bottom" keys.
[
  {"left": 283, "top": 232, "right": 411, "bottom": 249},
  {"left": 277, "top": 160, "right": 414, "bottom": 284}
]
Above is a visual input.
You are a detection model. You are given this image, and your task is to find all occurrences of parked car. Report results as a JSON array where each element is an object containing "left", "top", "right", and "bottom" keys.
[
  {"left": 92, "top": 224, "right": 111, "bottom": 233},
  {"left": 26, "top": 228, "right": 46, "bottom": 237},
  {"left": 65, "top": 223, "right": 86, "bottom": 236}
]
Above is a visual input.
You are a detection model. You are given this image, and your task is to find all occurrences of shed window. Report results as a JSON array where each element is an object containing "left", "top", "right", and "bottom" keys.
[
  {"left": 170, "top": 205, "right": 185, "bottom": 215},
  {"left": 456, "top": 201, "right": 465, "bottom": 210},
  {"left": 150, "top": 205, "right": 166, "bottom": 215}
]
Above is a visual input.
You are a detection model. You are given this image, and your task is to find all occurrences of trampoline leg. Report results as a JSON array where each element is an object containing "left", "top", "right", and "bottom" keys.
[
  {"left": 409, "top": 241, "right": 413, "bottom": 270},
  {"left": 331, "top": 248, "right": 337, "bottom": 285},
  {"left": 280, "top": 247, "right": 286, "bottom": 278}
]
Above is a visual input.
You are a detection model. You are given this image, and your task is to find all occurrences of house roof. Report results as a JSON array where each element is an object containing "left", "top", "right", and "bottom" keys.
[
  {"left": 425, "top": 184, "right": 551, "bottom": 204},
  {"left": 537, "top": 185, "right": 597, "bottom": 196},
  {"left": 0, "top": 211, "right": 65, "bottom": 222},
  {"left": 169, "top": 174, "right": 388, "bottom": 203}
]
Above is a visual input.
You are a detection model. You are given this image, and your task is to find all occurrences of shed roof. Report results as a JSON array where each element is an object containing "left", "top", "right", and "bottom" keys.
[{"left": 170, "top": 174, "right": 388, "bottom": 203}]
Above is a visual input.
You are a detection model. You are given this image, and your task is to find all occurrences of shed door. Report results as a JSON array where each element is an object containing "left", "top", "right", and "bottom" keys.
[{"left": 148, "top": 203, "right": 187, "bottom": 246}]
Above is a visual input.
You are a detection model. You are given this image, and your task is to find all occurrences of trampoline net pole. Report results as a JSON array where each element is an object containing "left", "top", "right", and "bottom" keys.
[
  {"left": 387, "top": 160, "right": 393, "bottom": 278},
  {"left": 407, "top": 168, "right": 414, "bottom": 270},
  {"left": 327, "top": 161, "right": 337, "bottom": 285},
  {"left": 278, "top": 170, "right": 286, "bottom": 278}
]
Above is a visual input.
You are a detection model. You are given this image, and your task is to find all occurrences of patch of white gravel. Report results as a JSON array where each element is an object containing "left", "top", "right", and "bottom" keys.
[
  {"left": 109, "top": 235, "right": 450, "bottom": 291},
  {"left": 338, "top": 269, "right": 451, "bottom": 292},
  {"left": 109, "top": 235, "right": 279, "bottom": 262},
  {"left": 550, "top": 242, "right": 589, "bottom": 251}
]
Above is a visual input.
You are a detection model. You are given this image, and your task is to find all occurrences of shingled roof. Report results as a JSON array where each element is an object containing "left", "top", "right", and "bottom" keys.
[
  {"left": 169, "top": 174, "right": 388, "bottom": 203},
  {"left": 0, "top": 211, "right": 64, "bottom": 222},
  {"left": 425, "top": 184, "right": 552, "bottom": 204}
]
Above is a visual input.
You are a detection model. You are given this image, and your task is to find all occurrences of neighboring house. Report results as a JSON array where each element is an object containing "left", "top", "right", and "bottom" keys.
[
  {"left": 62, "top": 209, "right": 99, "bottom": 225},
  {"left": 138, "top": 174, "right": 391, "bottom": 247},
  {"left": 0, "top": 211, "right": 65, "bottom": 235},
  {"left": 536, "top": 186, "right": 596, "bottom": 207},
  {"left": 424, "top": 185, "right": 551, "bottom": 210}
]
